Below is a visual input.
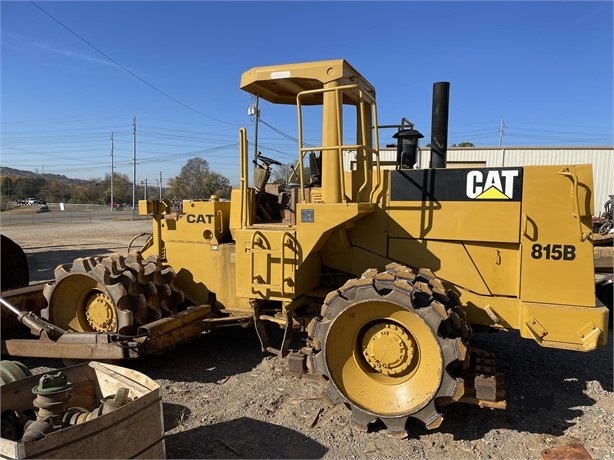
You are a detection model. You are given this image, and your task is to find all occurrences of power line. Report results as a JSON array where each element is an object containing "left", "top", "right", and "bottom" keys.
[
  {"left": 29, "top": 1, "right": 235, "bottom": 125},
  {"left": 259, "top": 118, "right": 320, "bottom": 149},
  {"left": 259, "top": 118, "right": 299, "bottom": 143}
]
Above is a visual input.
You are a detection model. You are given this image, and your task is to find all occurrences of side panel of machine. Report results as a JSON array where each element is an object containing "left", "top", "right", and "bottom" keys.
[
  {"left": 387, "top": 167, "right": 523, "bottom": 242},
  {"left": 385, "top": 167, "right": 523, "bottom": 299},
  {"left": 380, "top": 165, "right": 608, "bottom": 343},
  {"left": 519, "top": 164, "right": 595, "bottom": 307},
  {"left": 143, "top": 201, "right": 238, "bottom": 308}
]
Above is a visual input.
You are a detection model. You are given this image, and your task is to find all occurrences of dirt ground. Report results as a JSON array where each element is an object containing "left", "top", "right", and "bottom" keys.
[{"left": 1, "top": 217, "right": 613, "bottom": 459}]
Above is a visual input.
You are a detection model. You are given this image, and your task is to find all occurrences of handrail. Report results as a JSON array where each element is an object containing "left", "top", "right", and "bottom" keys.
[
  {"left": 296, "top": 83, "right": 379, "bottom": 204},
  {"left": 357, "top": 92, "right": 379, "bottom": 201},
  {"left": 239, "top": 128, "right": 249, "bottom": 228},
  {"left": 279, "top": 231, "right": 293, "bottom": 296},
  {"left": 558, "top": 168, "right": 590, "bottom": 242},
  {"left": 249, "top": 230, "right": 294, "bottom": 297},
  {"left": 370, "top": 100, "right": 381, "bottom": 202},
  {"left": 249, "top": 231, "right": 268, "bottom": 295},
  {"left": 216, "top": 210, "right": 224, "bottom": 235}
]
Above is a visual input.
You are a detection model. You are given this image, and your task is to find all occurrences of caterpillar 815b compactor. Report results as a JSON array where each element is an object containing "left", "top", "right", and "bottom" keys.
[{"left": 2, "top": 59, "right": 609, "bottom": 436}]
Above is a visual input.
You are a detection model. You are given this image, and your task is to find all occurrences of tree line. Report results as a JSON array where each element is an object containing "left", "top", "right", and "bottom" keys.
[{"left": 0, "top": 157, "right": 232, "bottom": 210}]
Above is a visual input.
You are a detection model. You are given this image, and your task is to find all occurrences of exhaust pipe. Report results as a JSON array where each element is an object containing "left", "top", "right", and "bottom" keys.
[{"left": 429, "top": 81, "right": 450, "bottom": 169}]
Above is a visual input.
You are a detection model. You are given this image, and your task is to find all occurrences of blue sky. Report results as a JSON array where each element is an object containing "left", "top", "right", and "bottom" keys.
[{"left": 1, "top": 1, "right": 613, "bottom": 186}]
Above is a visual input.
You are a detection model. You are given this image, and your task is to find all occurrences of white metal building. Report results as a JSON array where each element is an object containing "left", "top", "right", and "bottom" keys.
[{"left": 344, "top": 146, "right": 613, "bottom": 215}]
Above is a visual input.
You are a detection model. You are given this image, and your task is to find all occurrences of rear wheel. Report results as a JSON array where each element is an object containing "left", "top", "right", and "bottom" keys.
[
  {"left": 1, "top": 235, "right": 29, "bottom": 290},
  {"left": 42, "top": 251, "right": 184, "bottom": 334},
  {"left": 308, "top": 264, "right": 470, "bottom": 436}
]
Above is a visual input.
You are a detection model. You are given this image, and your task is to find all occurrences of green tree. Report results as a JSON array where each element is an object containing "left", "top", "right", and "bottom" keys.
[
  {"left": 271, "top": 162, "right": 294, "bottom": 184},
  {"left": 425, "top": 142, "right": 476, "bottom": 147},
  {"left": 13, "top": 176, "right": 46, "bottom": 200},
  {"left": 0, "top": 176, "right": 13, "bottom": 198},
  {"left": 102, "top": 172, "right": 132, "bottom": 205},
  {"left": 271, "top": 162, "right": 311, "bottom": 185},
  {"left": 167, "top": 158, "right": 231, "bottom": 199},
  {"left": 40, "top": 180, "right": 72, "bottom": 203},
  {"left": 0, "top": 176, "right": 13, "bottom": 210}
]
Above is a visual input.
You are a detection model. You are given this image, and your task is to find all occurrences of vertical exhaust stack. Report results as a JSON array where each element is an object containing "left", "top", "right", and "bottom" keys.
[{"left": 429, "top": 82, "right": 450, "bottom": 169}]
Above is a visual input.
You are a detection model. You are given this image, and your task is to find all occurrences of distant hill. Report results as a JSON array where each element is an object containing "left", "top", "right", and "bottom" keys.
[{"left": 0, "top": 166, "right": 89, "bottom": 184}]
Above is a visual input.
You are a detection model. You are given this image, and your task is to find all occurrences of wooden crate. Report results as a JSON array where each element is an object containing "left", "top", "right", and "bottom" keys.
[{"left": 0, "top": 361, "right": 165, "bottom": 459}]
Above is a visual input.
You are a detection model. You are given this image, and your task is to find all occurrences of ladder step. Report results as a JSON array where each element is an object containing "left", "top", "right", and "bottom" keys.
[
  {"left": 258, "top": 314, "right": 287, "bottom": 326},
  {"left": 252, "top": 249, "right": 280, "bottom": 255},
  {"left": 251, "top": 282, "right": 282, "bottom": 289}
]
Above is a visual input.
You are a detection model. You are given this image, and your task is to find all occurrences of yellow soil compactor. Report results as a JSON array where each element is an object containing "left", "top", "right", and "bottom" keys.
[{"left": 2, "top": 60, "right": 609, "bottom": 436}]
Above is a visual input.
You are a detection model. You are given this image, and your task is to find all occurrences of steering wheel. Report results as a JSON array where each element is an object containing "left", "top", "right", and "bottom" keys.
[{"left": 254, "top": 155, "right": 282, "bottom": 167}]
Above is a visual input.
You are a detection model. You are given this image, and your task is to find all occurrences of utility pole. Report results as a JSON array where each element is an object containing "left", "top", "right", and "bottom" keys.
[
  {"left": 110, "top": 132, "right": 114, "bottom": 212},
  {"left": 248, "top": 96, "right": 260, "bottom": 163},
  {"left": 159, "top": 171, "right": 162, "bottom": 200},
  {"left": 498, "top": 119, "right": 505, "bottom": 147},
  {"left": 132, "top": 117, "right": 137, "bottom": 212}
]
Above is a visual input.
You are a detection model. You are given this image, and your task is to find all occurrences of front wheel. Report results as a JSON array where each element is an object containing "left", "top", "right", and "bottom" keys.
[{"left": 307, "top": 264, "right": 471, "bottom": 436}]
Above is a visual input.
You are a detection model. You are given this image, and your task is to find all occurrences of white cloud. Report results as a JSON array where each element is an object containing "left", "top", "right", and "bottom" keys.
[{"left": 34, "top": 42, "right": 115, "bottom": 68}]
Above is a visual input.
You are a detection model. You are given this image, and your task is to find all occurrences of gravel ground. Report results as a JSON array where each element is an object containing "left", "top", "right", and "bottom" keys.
[{"left": 2, "top": 217, "right": 613, "bottom": 459}]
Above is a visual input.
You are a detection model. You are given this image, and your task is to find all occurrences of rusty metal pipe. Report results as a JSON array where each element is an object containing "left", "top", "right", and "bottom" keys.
[
  {"left": 0, "top": 296, "right": 66, "bottom": 336},
  {"left": 0, "top": 295, "right": 22, "bottom": 316}
]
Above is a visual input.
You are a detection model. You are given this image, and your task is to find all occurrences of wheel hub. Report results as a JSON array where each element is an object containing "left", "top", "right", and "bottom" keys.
[
  {"left": 362, "top": 322, "right": 415, "bottom": 376},
  {"left": 84, "top": 292, "right": 117, "bottom": 332}
]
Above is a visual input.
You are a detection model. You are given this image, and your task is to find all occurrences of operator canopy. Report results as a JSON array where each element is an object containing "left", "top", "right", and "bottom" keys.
[{"left": 240, "top": 59, "right": 376, "bottom": 106}]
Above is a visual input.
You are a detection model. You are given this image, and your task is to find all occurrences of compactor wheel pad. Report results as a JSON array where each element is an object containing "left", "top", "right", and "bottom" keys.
[
  {"left": 308, "top": 264, "right": 471, "bottom": 436},
  {"left": 42, "top": 251, "right": 184, "bottom": 334}
]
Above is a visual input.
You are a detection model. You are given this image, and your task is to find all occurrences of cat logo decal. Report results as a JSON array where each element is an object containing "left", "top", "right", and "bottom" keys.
[{"left": 466, "top": 169, "right": 520, "bottom": 200}]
